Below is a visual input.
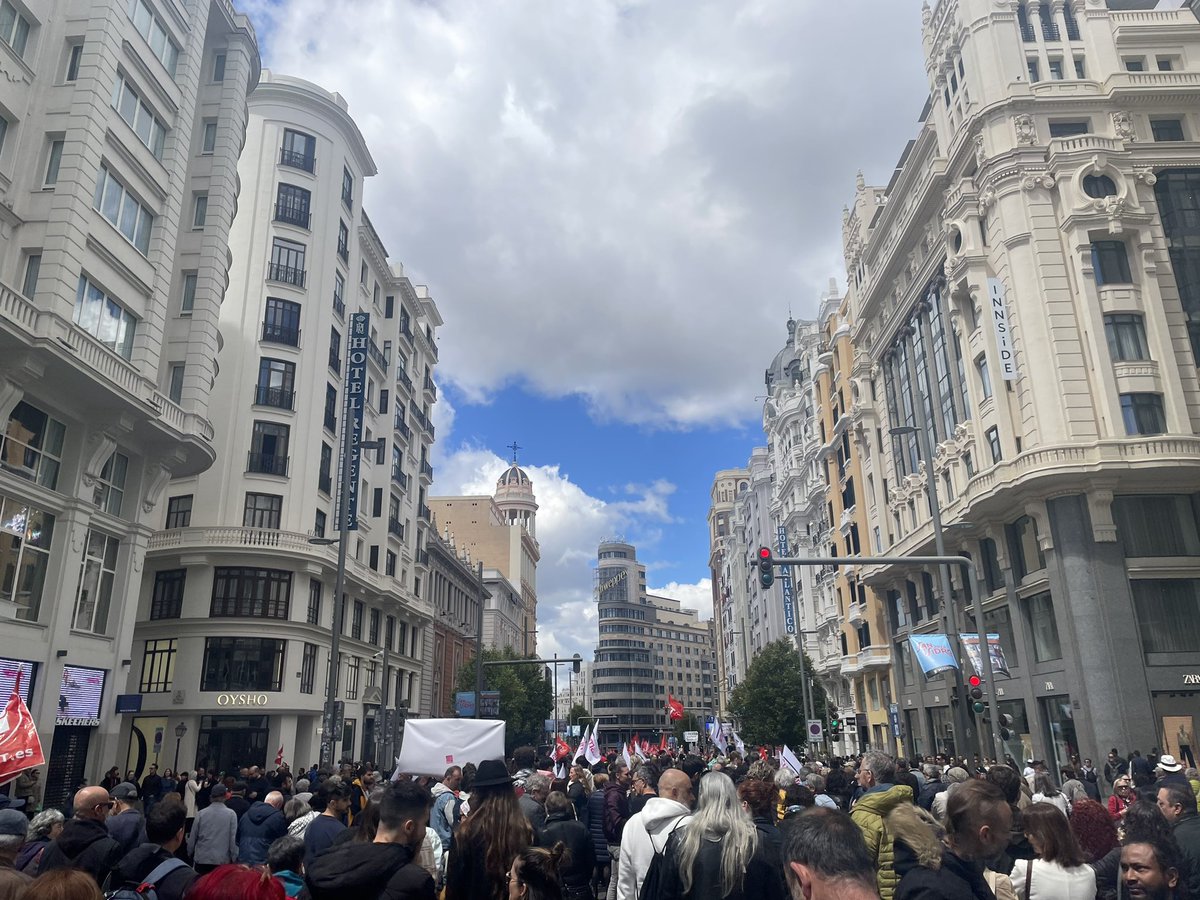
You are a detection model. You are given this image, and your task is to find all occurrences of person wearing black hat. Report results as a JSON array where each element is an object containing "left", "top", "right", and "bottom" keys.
[
  {"left": 445, "top": 759, "right": 533, "bottom": 900},
  {"left": 186, "top": 783, "right": 238, "bottom": 873},
  {"left": 107, "top": 782, "right": 148, "bottom": 856}
]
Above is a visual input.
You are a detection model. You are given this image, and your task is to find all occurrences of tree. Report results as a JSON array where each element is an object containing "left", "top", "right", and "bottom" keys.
[
  {"left": 728, "top": 639, "right": 829, "bottom": 748},
  {"left": 566, "top": 703, "right": 590, "bottom": 731},
  {"left": 455, "top": 647, "right": 553, "bottom": 753},
  {"left": 673, "top": 712, "right": 700, "bottom": 745}
]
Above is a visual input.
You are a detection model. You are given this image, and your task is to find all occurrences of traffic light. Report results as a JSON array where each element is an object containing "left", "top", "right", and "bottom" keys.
[
  {"left": 829, "top": 714, "right": 841, "bottom": 738},
  {"left": 757, "top": 547, "right": 774, "bottom": 588},
  {"left": 968, "top": 674, "right": 985, "bottom": 715},
  {"left": 998, "top": 713, "right": 1014, "bottom": 741},
  {"left": 572, "top": 653, "right": 581, "bottom": 674}
]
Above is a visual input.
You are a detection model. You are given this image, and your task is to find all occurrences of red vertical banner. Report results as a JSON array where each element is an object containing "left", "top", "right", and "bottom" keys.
[{"left": 0, "top": 674, "right": 44, "bottom": 785}]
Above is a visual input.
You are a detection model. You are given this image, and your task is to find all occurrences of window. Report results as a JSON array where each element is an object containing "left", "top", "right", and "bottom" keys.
[
  {"left": 92, "top": 451, "right": 128, "bottom": 515},
  {"left": 202, "top": 120, "right": 217, "bottom": 153},
  {"left": 73, "top": 529, "right": 119, "bottom": 634},
  {"left": 243, "top": 493, "right": 282, "bottom": 529},
  {"left": 1025, "top": 591, "right": 1063, "bottom": 662},
  {"left": 192, "top": 194, "right": 208, "bottom": 228},
  {"left": 1006, "top": 515, "right": 1046, "bottom": 580},
  {"left": 986, "top": 426, "right": 1002, "bottom": 463},
  {"left": 111, "top": 74, "right": 167, "bottom": 159},
  {"left": 201, "top": 638, "right": 285, "bottom": 692},
  {"left": 386, "top": 550, "right": 396, "bottom": 576},
  {"left": 369, "top": 608, "right": 380, "bottom": 644},
  {"left": 75, "top": 279, "right": 139, "bottom": 358},
  {"left": 180, "top": 271, "right": 197, "bottom": 313},
  {"left": 346, "top": 657, "right": 360, "bottom": 700},
  {"left": 94, "top": 166, "right": 154, "bottom": 254},
  {"left": 1083, "top": 175, "right": 1117, "bottom": 199},
  {"left": 1104, "top": 314, "right": 1149, "bottom": 362},
  {"left": 128, "top": 0, "right": 180, "bottom": 74},
  {"left": 307, "top": 579, "right": 321, "bottom": 625},
  {"left": 1151, "top": 119, "right": 1185, "bottom": 143},
  {"left": 337, "top": 220, "right": 349, "bottom": 262},
  {"left": 981, "top": 537, "right": 1005, "bottom": 593},
  {"left": 1027, "top": 58, "right": 1040, "bottom": 83},
  {"left": 275, "top": 183, "right": 311, "bottom": 229},
  {"left": 333, "top": 271, "right": 345, "bottom": 317},
  {"left": 324, "top": 387, "right": 337, "bottom": 433},
  {"left": 248, "top": 421, "right": 290, "bottom": 476},
  {"left": 329, "top": 328, "right": 341, "bottom": 373},
  {"left": 0, "top": 116, "right": 7, "bottom": 156},
  {"left": 1091, "top": 240, "right": 1132, "bottom": 286},
  {"left": 262, "top": 297, "right": 301, "bottom": 346},
  {"left": 1048, "top": 59, "right": 1063, "bottom": 81},
  {"left": 210, "top": 567, "right": 291, "bottom": 618},
  {"left": 212, "top": 52, "right": 225, "bottom": 82},
  {"left": 1074, "top": 57, "right": 1085, "bottom": 79},
  {"left": 168, "top": 364, "right": 184, "bottom": 404},
  {"left": 1121, "top": 393, "right": 1166, "bottom": 436},
  {"left": 352, "top": 600, "right": 363, "bottom": 639},
  {"left": 976, "top": 355, "right": 992, "bottom": 400},
  {"left": 139, "top": 639, "right": 176, "bottom": 692},
  {"left": 2, "top": 402, "right": 66, "bottom": 489},
  {"left": 280, "top": 129, "right": 316, "bottom": 172},
  {"left": 255, "top": 358, "right": 296, "bottom": 410},
  {"left": 1157, "top": 56, "right": 1177, "bottom": 72},
  {"left": 1114, "top": 495, "right": 1200, "bottom": 558},
  {"left": 268, "top": 238, "right": 306, "bottom": 287},
  {"left": 342, "top": 166, "right": 354, "bottom": 208},
  {"left": 0, "top": 1, "right": 29, "bottom": 58},
  {"left": 21, "top": 253, "right": 40, "bottom": 298},
  {"left": 1125, "top": 57, "right": 1145, "bottom": 72},
  {"left": 164, "top": 495, "right": 191, "bottom": 529},
  {"left": 44, "top": 140, "right": 64, "bottom": 186},
  {"left": 300, "top": 643, "right": 317, "bottom": 694},
  {"left": 0, "top": 493, "right": 55, "bottom": 621},
  {"left": 319, "top": 442, "right": 333, "bottom": 496},
  {"left": 65, "top": 43, "right": 83, "bottom": 82},
  {"left": 314, "top": 509, "right": 326, "bottom": 538},
  {"left": 1049, "top": 121, "right": 1089, "bottom": 138},
  {"left": 360, "top": 261, "right": 368, "bottom": 286},
  {"left": 1133, "top": 579, "right": 1200, "bottom": 663}
]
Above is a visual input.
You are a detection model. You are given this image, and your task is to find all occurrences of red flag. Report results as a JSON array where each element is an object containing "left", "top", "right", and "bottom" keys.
[
  {"left": 658, "top": 733, "right": 667, "bottom": 751},
  {"left": 0, "top": 673, "right": 44, "bottom": 786},
  {"left": 275, "top": 746, "right": 284, "bottom": 767},
  {"left": 554, "top": 736, "right": 571, "bottom": 761},
  {"left": 666, "top": 695, "right": 684, "bottom": 721},
  {"left": 630, "top": 732, "right": 639, "bottom": 752}
]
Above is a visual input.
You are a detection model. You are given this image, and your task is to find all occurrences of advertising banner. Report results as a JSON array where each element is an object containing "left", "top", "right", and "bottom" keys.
[
  {"left": 959, "top": 633, "right": 1012, "bottom": 678},
  {"left": 343, "top": 312, "right": 370, "bottom": 529},
  {"left": 0, "top": 673, "right": 44, "bottom": 786},
  {"left": 777, "top": 525, "right": 796, "bottom": 634},
  {"left": 908, "top": 634, "right": 958, "bottom": 678}
]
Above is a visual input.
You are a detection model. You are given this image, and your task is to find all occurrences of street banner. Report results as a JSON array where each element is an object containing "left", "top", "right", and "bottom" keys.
[
  {"left": 707, "top": 719, "right": 727, "bottom": 754},
  {"left": 275, "top": 746, "right": 284, "bottom": 766},
  {"left": 342, "top": 312, "right": 370, "bottom": 529},
  {"left": 960, "top": 633, "right": 1012, "bottom": 678},
  {"left": 780, "top": 745, "right": 804, "bottom": 775},
  {"left": 909, "top": 634, "right": 959, "bottom": 677},
  {"left": 777, "top": 524, "right": 797, "bottom": 634},
  {"left": 987, "top": 278, "right": 1018, "bottom": 380},
  {"left": 732, "top": 731, "right": 746, "bottom": 757},
  {"left": 394, "top": 718, "right": 504, "bottom": 776},
  {"left": 554, "top": 736, "right": 571, "bottom": 761},
  {"left": 0, "top": 673, "right": 44, "bottom": 787}
]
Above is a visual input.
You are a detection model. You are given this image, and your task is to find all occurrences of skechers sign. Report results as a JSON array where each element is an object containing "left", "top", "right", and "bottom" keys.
[{"left": 343, "top": 313, "right": 370, "bottom": 530}]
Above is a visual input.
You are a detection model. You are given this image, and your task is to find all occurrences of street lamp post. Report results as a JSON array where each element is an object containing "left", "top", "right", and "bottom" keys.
[{"left": 173, "top": 722, "right": 187, "bottom": 772}]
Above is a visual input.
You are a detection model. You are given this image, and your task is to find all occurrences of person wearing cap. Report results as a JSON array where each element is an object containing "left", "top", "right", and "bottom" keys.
[
  {"left": 38, "top": 785, "right": 123, "bottom": 885},
  {"left": 1157, "top": 755, "right": 1191, "bottom": 789},
  {"left": 106, "top": 782, "right": 148, "bottom": 856},
  {"left": 186, "top": 782, "right": 238, "bottom": 873},
  {"left": 0, "top": 807, "right": 34, "bottom": 890},
  {"left": 931, "top": 765, "right": 970, "bottom": 823}
]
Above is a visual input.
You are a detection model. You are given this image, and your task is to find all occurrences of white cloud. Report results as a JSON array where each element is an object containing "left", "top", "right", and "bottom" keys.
[
  {"left": 243, "top": 0, "right": 929, "bottom": 429},
  {"left": 649, "top": 578, "right": 715, "bottom": 622}
]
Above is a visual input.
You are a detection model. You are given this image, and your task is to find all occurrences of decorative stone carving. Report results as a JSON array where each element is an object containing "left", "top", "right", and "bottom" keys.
[
  {"left": 1022, "top": 172, "right": 1055, "bottom": 192},
  {"left": 978, "top": 188, "right": 996, "bottom": 215},
  {"left": 1087, "top": 488, "right": 1118, "bottom": 542},
  {"left": 81, "top": 432, "right": 117, "bottom": 488},
  {"left": 974, "top": 134, "right": 987, "bottom": 169},
  {"left": 1134, "top": 169, "right": 1158, "bottom": 186},
  {"left": 1014, "top": 114, "right": 1037, "bottom": 145},
  {"left": 1101, "top": 196, "right": 1127, "bottom": 234},
  {"left": 141, "top": 464, "right": 174, "bottom": 514},
  {"left": 1112, "top": 111, "right": 1136, "bottom": 143}
]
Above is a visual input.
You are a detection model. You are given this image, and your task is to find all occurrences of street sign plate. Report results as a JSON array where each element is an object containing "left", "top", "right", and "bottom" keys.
[
  {"left": 807, "top": 719, "right": 823, "bottom": 742},
  {"left": 683, "top": 730, "right": 699, "bottom": 743}
]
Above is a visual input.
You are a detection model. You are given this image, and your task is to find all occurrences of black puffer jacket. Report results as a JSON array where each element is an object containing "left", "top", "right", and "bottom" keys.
[
  {"left": 539, "top": 811, "right": 595, "bottom": 896},
  {"left": 301, "top": 840, "right": 434, "bottom": 900},
  {"left": 585, "top": 787, "right": 610, "bottom": 865},
  {"left": 656, "top": 828, "right": 787, "bottom": 900},
  {"left": 38, "top": 817, "right": 123, "bottom": 884},
  {"left": 237, "top": 800, "right": 287, "bottom": 865}
]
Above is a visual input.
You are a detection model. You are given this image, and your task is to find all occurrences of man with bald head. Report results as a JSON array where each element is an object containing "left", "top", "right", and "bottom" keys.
[
  {"left": 238, "top": 788, "right": 288, "bottom": 865},
  {"left": 38, "top": 785, "right": 123, "bottom": 884},
  {"left": 616, "top": 767, "right": 695, "bottom": 900}
]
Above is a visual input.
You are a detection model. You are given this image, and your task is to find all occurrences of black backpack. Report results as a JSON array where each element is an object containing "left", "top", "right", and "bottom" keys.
[
  {"left": 638, "top": 817, "right": 686, "bottom": 900},
  {"left": 105, "top": 857, "right": 189, "bottom": 900}
]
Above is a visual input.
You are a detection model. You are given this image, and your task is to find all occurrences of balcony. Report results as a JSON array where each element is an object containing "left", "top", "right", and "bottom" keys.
[
  {"left": 368, "top": 338, "right": 389, "bottom": 374},
  {"left": 423, "top": 374, "right": 437, "bottom": 400},
  {"left": 417, "top": 548, "right": 430, "bottom": 565},
  {"left": 396, "top": 367, "right": 414, "bottom": 395},
  {"left": 261, "top": 322, "right": 300, "bottom": 347},
  {"left": 273, "top": 203, "right": 311, "bottom": 230},
  {"left": 420, "top": 459, "right": 434, "bottom": 480},
  {"left": 860, "top": 646, "right": 892, "bottom": 671},
  {"left": 279, "top": 148, "right": 315, "bottom": 173},
  {"left": 392, "top": 466, "right": 409, "bottom": 491},
  {"left": 247, "top": 452, "right": 289, "bottom": 476},
  {"left": 418, "top": 503, "right": 430, "bottom": 521},
  {"left": 267, "top": 263, "right": 305, "bottom": 288},
  {"left": 329, "top": 350, "right": 341, "bottom": 374},
  {"left": 324, "top": 409, "right": 336, "bottom": 432},
  {"left": 400, "top": 321, "right": 414, "bottom": 343},
  {"left": 333, "top": 294, "right": 345, "bottom": 319},
  {"left": 253, "top": 385, "right": 295, "bottom": 411},
  {"left": 318, "top": 471, "right": 332, "bottom": 495},
  {"left": 337, "top": 242, "right": 349, "bottom": 263},
  {"left": 393, "top": 415, "right": 411, "bottom": 441},
  {"left": 388, "top": 518, "right": 404, "bottom": 539}
]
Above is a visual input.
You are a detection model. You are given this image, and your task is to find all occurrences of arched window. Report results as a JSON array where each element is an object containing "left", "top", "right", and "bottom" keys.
[{"left": 1083, "top": 174, "right": 1118, "bottom": 199}]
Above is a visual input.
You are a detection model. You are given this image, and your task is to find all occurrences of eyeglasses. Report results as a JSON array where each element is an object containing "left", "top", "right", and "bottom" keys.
[{"left": 93, "top": 801, "right": 114, "bottom": 810}]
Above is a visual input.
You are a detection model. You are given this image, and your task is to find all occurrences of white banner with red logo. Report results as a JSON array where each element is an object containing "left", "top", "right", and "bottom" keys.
[{"left": 0, "top": 674, "right": 44, "bottom": 786}]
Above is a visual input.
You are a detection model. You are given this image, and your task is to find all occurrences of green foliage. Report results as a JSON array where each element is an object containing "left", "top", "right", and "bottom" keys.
[
  {"left": 455, "top": 647, "right": 553, "bottom": 753},
  {"left": 728, "top": 639, "right": 829, "bottom": 748},
  {"left": 567, "top": 703, "right": 590, "bottom": 728},
  {"left": 673, "top": 711, "right": 700, "bottom": 745}
]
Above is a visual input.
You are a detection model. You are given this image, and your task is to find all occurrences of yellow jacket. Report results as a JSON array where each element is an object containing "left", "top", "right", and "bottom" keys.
[{"left": 850, "top": 784, "right": 914, "bottom": 900}]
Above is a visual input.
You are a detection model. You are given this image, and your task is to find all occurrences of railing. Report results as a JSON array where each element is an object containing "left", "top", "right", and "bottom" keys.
[
  {"left": 423, "top": 375, "right": 437, "bottom": 399},
  {"left": 1041, "top": 19, "right": 1059, "bottom": 41},
  {"left": 279, "top": 148, "right": 315, "bottom": 173},
  {"left": 319, "top": 472, "right": 332, "bottom": 495},
  {"left": 261, "top": 322, "right": 300, "bottom": 346},
  {"left": 253, "top": 385, "right": 295, "bottom": 410},
  {"left": 247, "top": 452, "right": 289, "bottom": 476},
  {"left": 393, "top": 416, "right": 411, "bottom": 440},
  {"left": 1020, "top": 22, "right": 1035, "bottom": 42},
  {"left": 267, "top": 263, "right": 305, "bottom": 288},
  {"left": 417, "top": 549, "right": 430, "bottom": 565},
  {"left": 400, "top": 322, "right": 414, "bottom": 342},
  {"left": 418, "top": 503, "right": 430, "bottom": 521},
  {"left": 368, "top": 338, "right": 389, "bottom": 373},
  {"left": 333, "top": 294, "right": 345, "bottom": 319},
  {"left": 392, "top": 467, "right": 409, "bottom": 491},
  {"left": 337, "top": 242, "right": 348, "bottom": 263},
  {"left": 388, "top": 518, "right": 403, "bottom": 539},
  {"left": 396, "top": 368, "right": 414, "bottom": 394},
  {"left": 273, "top": 203, "right": 311, "bottom": 229},
  {"left": 329, "top": 350, "right": 341, "bottom": 374},
  {"left": 421, "top": 459, "right": 433, "bottom": 479}
]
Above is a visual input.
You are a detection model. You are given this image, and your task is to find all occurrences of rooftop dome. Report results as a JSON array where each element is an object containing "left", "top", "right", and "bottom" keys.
[{"left": 497, "top": 464, "right": 532, "bottom": 487}]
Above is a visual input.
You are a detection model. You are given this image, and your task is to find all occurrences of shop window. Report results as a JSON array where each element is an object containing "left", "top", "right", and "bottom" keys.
[
  {"left": 201, "top": 638, "right": 285, "bottom": 692},
  {"left": 1114, "top": 495, "right": 1200, "bottom": 557},
  {"left": 1024, "top": 591, "right": 1063, "bottom": 662}
]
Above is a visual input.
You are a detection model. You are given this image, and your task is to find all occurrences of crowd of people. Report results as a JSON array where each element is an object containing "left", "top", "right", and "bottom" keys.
[{"left": 0, "top": 742, "right": 1196, "bottom": 900}]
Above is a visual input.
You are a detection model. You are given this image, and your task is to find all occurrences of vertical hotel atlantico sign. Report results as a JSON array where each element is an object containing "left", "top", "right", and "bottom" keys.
[
  {"left": 344, "top": 313, "right": 370, "bottom": 530},
  {"left": 987, "top": 278, "right": 1017, "bottom": 380},
  {"left": 776, "top": 525, "right": 796, "bottom": 635}
]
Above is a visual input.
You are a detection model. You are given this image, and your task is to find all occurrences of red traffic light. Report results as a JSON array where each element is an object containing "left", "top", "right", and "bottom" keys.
[
  {"left": 758, "top": 547, "right": 772, "bottom": 559},
  {"left": 968, "top": 675, "right": 982, "bottom": 688}
]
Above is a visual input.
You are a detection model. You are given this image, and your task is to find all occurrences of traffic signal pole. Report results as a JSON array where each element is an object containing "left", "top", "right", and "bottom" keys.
[{"left": 762, "top": 552, "right": 1005, "bottom": 764}]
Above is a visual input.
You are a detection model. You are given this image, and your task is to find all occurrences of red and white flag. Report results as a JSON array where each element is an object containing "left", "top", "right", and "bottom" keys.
[
  {"left": 0, "top": 673, "right": 44, "bottom": 787},
  {"left": 554, "top": 735, "right": 571, "bottom": 761},
  {"left": 666, "top": 695, "right": 684, "bottom": 721},
  {"left": 275, "top": 746, "right": 284, "bottom": 767}
]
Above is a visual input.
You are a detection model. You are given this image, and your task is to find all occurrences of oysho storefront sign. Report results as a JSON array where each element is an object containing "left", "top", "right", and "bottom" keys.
[{"left": 216, "top": 693, "right": 269, "bottom": 707}]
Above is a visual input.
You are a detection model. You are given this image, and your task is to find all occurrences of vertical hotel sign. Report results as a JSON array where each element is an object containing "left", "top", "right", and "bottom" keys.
[
  {"left": 987, "top": 278, "right": 1017, "bottom": 380},
  {"left": 344, "top": 313, "right": 370, "bottom": 529},
  {"left": 776, "top": 525, "right": 796, "bottom": 635}
]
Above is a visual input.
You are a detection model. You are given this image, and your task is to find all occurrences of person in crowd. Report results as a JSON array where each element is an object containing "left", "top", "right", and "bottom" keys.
[
  {"left": 100, "top": 769, "right": 121, "bottom": 793},
  {"left": 894, "top": 761, "right": 920, "bottom": 806},
  {"left": 1030, "top": 774, "right": 1068, "bottom": 817},
  {"left": 237, "top": 790, "right": 287, "bottom": 867},
  {"left": 1156, "top": 756, "right": 1190, "bottom": 790},
  {"left": 932, "top": 767, "right": 970, "bottom": 823},
  {"left": 655, "top": 771, "right": 784, "bottom": 900},
  {"left": 38, "top": 786, "right": 122, "bottom": 886},
  {"left": 894, "top": 779, "right": 1012, "bottom": 900},
  {"left": 245, "top": 768, "right": 271, "bottom": 805},
  {"left": 520, "top": 774, "right": 550, "bottom": 833},
  {"left": 1078, "top": 760, "right": 1101, "bottom": 801},
  {"left": 13, "top": 769, "right": 40, "bottom": 816},
  {"left": 301, "top": 783, "right": 349, "bottom": 870},
  {"left": 429, "top": 766, "right": 461, "bottom": 855},
  {"left": 781, "top": 783, "right": 816, "bottom": 821},
  {"left": 1059, "top": 768, "right": 1089, "bottom": 811},
  {"left": 1105, "top": 750, "right": 1127, "bottom": 791},
  {"left": 628, "top": 767, "right": 657, "bottom": 817},
  {"left": 615, "top": 769, "right": 692, "bottom": 900},
  {"left": 1154, "top": 781, "right": 1200, "bottom": 899},
  {"left": 916, "top": 765, "right": 944, "bottom": 813},
  {"left": 445, "top": 759, "right": 532, "bottom": 900},
  {"left": 158, "top": 769, "right": 179, "bottom": 805},
  {"left": 738, "top": 778, "right": 787, "bottom": 893},
  {"left": 1067, "top": 798, "right": 1118, "bottom": 863},
  {"left": 107, "top": 802, "right": 196, "bottom": 900},
  {"left": 540, "top": 792, "right": 594, "bottom": 900},
  {"left": 302, "top": 781, "right": 435, "bottom": 900},
  {"left": 1089, "top": 800, "right": 1171, "bottom": 899},
  {"left": 225, "top": 784, "right": 250, "bottom": 822},
  {"left": 782, "top": 807, "right": 880, "bottom": 900},
  {"left": 566, "top": 764, "right": 591, "bottom": 823},
  {"left": 1188, "top": 768, "right": 1200, "bottom": 802},
  {"left": 1131, "top": 751, "right": 1155, "bottom": 788},
  {"left": 1009, "top": 803, "right": 1096, "bottom": 898},
  {"left": 602, "top": 761, "right": 632, "bottom": 900},
  {"left": 0, "top": 807, "right": 33, "bottom": 894},
  {"left": 185, "top": 864, "right": 285, "bottom": 900},
  {"left": 267, "top": 835, "right": 305, "bottom": 899},
  {"left": 850, "top": 751, "right": 912, "bottom": 900},
  {"left": 585, "top": 773, "right": 611, "bottom": 899},
  {"left": 985, "top": 764, "right": 1034, "bottom": 876},
  {"left": 105, "top": 783, "right": 146, "bottom": 857},
  {"left": 187, "top": 784, "right": 238, "bottom": 874},
  {"left": 1121, "top": 835, "right": 1185, "bottom": 900},
  {"left": 140, "top": 766, "right": 163, "bottom": 816},
  {"left": 1109, "top": 776, "right": 1136, "bottom": 822},
  {"left": 804, "top": 774, "right": 837, "bottom": 811},
  {"left": 23, "top": 868, "right": 106, "bottom": 900},
  {"left": 512, "top": 748, "right": 539, "bottom": 794},
  {"left": 507, "top": 843, "right": 567, "bottom": 900},
  {"left": 284, "top": 798, "right": 316, "bottom": 839},
  {"left": 16, "top": 809, "right": 64, "bottom": 875}
]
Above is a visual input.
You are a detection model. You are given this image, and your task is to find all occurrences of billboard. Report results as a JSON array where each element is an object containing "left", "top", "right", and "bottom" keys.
[
  {"left": 56, "top": 665, "right": 105, "bottom": 726},
  {"left": 908, "top": 634, "right": 958, "bottom": 678},
  {"left": 0, "top": 659, "right": 34, "bottom": 705}
]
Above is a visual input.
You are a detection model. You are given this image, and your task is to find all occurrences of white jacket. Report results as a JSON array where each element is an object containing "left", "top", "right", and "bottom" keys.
[
  {"left": 1010, "top": 859, "right": 1096, "bottom": 900},
  {"left": 615, "top": 797, "right": 691, "bottom": 900}
]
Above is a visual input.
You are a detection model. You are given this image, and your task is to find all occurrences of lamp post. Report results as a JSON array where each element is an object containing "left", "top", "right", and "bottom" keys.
[{"left": 173, "top": 722, "right": 187, "bottom": 772}]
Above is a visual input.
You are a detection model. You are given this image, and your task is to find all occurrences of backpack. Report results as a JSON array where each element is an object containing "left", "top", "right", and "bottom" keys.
[
  {"left": 105, "top": 857, "right": 190, "bottom": 900},
  {"left": 637, "top": 817, "right": 686, "bottom": 900}
]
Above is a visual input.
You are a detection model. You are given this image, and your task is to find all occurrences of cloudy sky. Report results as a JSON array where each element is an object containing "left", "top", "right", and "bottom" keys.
[{"left": 244, "top": 0, "right": 930, "bottom": 658}]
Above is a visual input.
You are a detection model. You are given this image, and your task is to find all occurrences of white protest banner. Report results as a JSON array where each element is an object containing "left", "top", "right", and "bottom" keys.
[{"left": 394, "top": 718, "right": 505, "bottom": 776}]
